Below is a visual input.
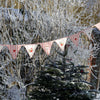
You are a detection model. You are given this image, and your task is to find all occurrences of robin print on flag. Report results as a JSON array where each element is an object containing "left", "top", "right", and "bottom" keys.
[
  {"left": 69, "top": 33, "right": 80, "bottom": 46},
  {"left": 40, "top": 41, "right": 53, "bottom": 55},
  {"left": 55, "top": 37, "right": 67, "bottom": 51},
  {"left": 6, "top": 45, "right": 22, "bottom": 59},
  {"left": 24, "top": 44, "right": 38, "bottom": 58}
]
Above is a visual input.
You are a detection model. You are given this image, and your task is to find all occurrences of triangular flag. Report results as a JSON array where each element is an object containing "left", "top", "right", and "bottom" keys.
[
  {"left": 69, "top": 33, "right": 80, "bottom": 46},
  {"left": 0, "top": 45, "right": 3, "bottom": 52},
  {"left": 93, "top": 22, "right": 100, "bottom": 30},
  {"left": 40, "top": 41, "right": 53, "bottom": 55},
  {"left": 55, "top": 37, "right": 67, "bottom": 51},
  {"left": 24, "top": 44, "right": 38, "bottom": 58},
  {"left": 6, "top": 45, "right": 22, "bottom": 59}
]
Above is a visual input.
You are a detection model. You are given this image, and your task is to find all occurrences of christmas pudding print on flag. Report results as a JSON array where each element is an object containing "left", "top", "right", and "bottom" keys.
[
  {"left": 6, "top": 45, "right": 22, "bottom": 59},
  {"left": 93, "top": 22, "right": 100, "bottom": 31},
  {"left": 0, "top": 45, "right": 3, "bottom": 52},
  {"left": 55, "top": 37, "right": 67, "bottom": 51},
  {"left": 24, "top": 44, "right": 38, "bottom": 58},
  {"left": 69, "top": 33, "right": 80, "bottom": 46},
  {"left": 40, "top": 41, "right": 53, "bottom": 55}
]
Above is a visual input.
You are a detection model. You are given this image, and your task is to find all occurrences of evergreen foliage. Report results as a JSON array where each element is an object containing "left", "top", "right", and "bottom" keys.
[
  {"left": 0, "top": 74, "right": 6, "bottom": 99},
  {"left": 28, "top": 45, "right": 95, "bottom": 100}
]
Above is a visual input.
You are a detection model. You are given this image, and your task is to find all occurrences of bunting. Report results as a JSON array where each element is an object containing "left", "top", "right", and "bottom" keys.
[
  {"left": 93, "top": 22, "right": 100, "bottom": 31},
  {"left": 0, "top": 45, "right": 3, "bottom": 52},
  {"left": 24, "top": 44, "right": 38, "bottom": 58},
  {"left": 69, "top": 33, "right": 80, "bottom": 46},
  {"left": 40, "top": 41, "right": 53, "bottom": 55},
  {"left": 55, "top": 37, "right": 67, "bottom": 51},
  {"left": 0, "top": 22, "right": 99, "bottom": 59},
  {"left": 6, "top": 45, "right": 22, "bottom": 59}
]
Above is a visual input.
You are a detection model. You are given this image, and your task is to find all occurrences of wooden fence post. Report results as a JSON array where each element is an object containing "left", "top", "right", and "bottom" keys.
[
  {"left": 90, "top": 27, "right": 100, "bottom": 90},
  {"left": 96, "top": 65, "right": 100, "bottom": 90}
]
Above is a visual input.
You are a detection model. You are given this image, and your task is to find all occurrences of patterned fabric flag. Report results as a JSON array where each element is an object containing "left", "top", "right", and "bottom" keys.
[
  {"left": 55, "top": 37, "right": 67, "bottom": 51},
  {"left": 69, "top": 33, "right": 80, "bottom": 46},
  {"left": 93, "top": 22, "right": 100, "bottom": 30},
  {"left": 24, "top": 44, "right": 38, "bottom": 58},
  {"left": 40, "top": 41, "right": 53, "bottom": 55},
  {"left": 0, "top": 45, "right": 3, "bottom": 52},
  {"left": 6, "top": 45, "right": 22, "bottom": 59}
]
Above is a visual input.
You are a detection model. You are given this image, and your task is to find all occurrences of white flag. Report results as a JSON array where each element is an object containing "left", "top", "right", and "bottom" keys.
[
  {"left": 55, "top": 37, "right": 67, "bottom": 51},
  {"left": 24, "top": 44, "right": 38, "bottom": 58}
]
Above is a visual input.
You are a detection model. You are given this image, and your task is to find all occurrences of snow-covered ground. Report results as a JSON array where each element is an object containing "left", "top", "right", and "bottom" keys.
[{"left": 94, "top": 93, "right": 100, "bottom": 100}]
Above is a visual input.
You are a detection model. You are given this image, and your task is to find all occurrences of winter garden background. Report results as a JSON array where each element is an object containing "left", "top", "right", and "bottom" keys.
[{"left": 0, "top": 0, "right": 100, "bottom": 100}]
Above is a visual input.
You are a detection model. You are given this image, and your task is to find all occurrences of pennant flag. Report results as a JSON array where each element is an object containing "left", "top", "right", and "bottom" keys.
[
  {"left": 55, "top": 37, "right": 67, "bottom": 51},
  {"left": 24, "top": 44, "right": 38, "bottom": 58},
  {"left": 0, "top": 45, "right": 3, "bottom": 52},
  {"left": 93, "top": 22, "right": 100, "bottom": 30},
  {"left": 6, "top": 45, "right": 22, "bottom": 59},
  {"left": 69, "top": 33, "right": 80, "bottom": 46},
  {"left": 40, "top": 41, "right": 53, "bottom": 55}
]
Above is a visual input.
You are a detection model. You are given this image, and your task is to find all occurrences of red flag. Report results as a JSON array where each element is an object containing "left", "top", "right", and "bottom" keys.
[
  {"left": 6, "top": 45, "right": 22, "bottom": 59},
  {"left": 24, "top": 44, "right": 38, "bottom": 58},
  {"left": 0, "top": 45, "right": 3, "bottom": 52},
  {"left": 69, "top": 33, "right": 80, "bottom": 46},
  {"left": 40, "top": 41, "right": 53, "bottom": 55},
  {"left": 55, "top": 37, "right": 67, "bottom": 51},
  {"left": 93, "top": 22, "right": 100, "bottom": 30}
]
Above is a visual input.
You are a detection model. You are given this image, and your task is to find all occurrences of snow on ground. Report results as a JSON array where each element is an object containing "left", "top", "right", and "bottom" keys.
[{"left": 94, "top": 93, "right": 100, "bottom": 100}]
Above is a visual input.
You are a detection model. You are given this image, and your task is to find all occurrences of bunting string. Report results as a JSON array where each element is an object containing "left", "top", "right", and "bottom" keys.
[{"left": 0, "top": 22, "right": 100, "bottom": 59}]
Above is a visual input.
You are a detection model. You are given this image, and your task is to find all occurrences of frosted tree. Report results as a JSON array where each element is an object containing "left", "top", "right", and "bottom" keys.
[{"left": 0, "top": 0, "right": 100, "bottom": 100}]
